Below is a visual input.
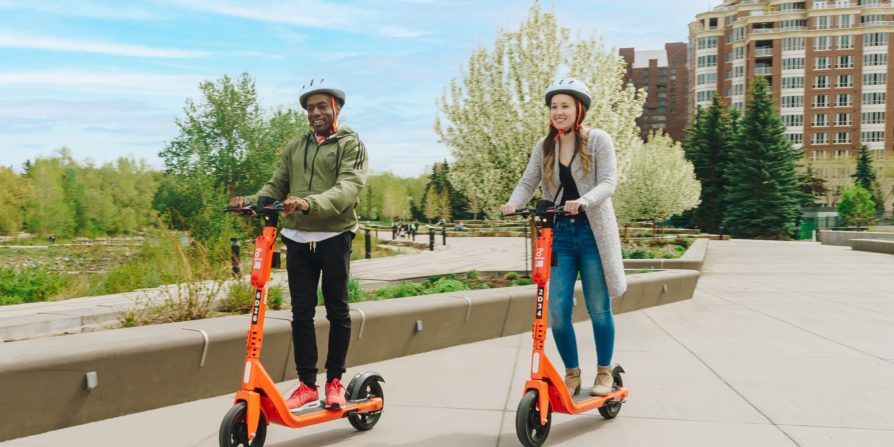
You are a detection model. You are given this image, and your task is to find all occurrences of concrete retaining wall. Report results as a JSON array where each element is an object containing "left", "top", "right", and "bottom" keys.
[
  {"left": 851, "top": 239, "right": 894, "bottom": 254},
  {"left": 0, "top": 269, "right": 698, "bottom": 441},
  {"left": 622, "top": 238, "right": 708, "bottom": 272},
  {"left": 818, "top": 230, "right": 894, "bottom": 246}
]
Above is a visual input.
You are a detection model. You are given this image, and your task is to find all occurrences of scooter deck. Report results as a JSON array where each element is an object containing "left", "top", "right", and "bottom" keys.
[
  {"left": 288, "top": 398, "right": 380, "bottom": 417},
  {"left": 570, "top": 390, "right": 625, "bottom": 404}
]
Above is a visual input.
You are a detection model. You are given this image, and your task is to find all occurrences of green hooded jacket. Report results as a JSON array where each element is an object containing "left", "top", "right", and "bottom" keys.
[{"left": 253, "top": 126, "right": 368, "bottom": 232}]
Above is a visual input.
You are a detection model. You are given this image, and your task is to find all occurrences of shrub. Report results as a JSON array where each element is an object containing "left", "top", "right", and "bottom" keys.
[
  {"left": 0, "top": 267, "right": 67, "bottom": 304},
  {"left": 430, "top": 277, "right": 470, "bottom": 293}
]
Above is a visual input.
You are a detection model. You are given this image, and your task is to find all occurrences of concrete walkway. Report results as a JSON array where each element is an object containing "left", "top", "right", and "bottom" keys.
[{"left": 4, "top": 239, "right": 894, "bottom": 446}]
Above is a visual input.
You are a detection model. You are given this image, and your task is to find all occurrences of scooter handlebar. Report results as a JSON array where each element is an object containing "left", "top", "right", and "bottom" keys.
[
  {"left": 502, "top": 205, "right": 572, "bottom": 218},
  {"left": 224, "top": 202, "right": 286, "bottom": 215}
]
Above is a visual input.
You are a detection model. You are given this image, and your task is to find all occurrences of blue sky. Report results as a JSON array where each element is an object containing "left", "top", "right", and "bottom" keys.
[{"left": 0, "top": 0, "right": 712, "bottom": 177}]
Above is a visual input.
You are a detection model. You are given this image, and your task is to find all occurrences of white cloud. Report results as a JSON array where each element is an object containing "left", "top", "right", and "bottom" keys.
[
  {"left": 167, "top": 0, "right": 428, "bottom": 39},
  {"left": 0, "top": 69, "right": 207, "bottom": 97},
  {"left": 0, "top": 31, "right": 208, "bottom": 58},
  {"left": 166, "top": 0, "right": 367, "bottom": 28},
  {"left": 0, "top": 0, "right": 161, "bottom": 20}
]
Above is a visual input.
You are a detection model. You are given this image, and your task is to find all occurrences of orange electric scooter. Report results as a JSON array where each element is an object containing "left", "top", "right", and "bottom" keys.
[
  {"left": 506, "top": 200, "right": 628, "bottom": 447},
  {"left": 220, "top": 202, "right": 385, "bottom": 447}
]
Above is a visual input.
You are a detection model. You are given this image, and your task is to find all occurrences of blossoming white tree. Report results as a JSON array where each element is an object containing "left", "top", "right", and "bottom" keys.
[
  {"left": 435, "top": 1, "right": 643, "bottom": 218},
  {"left": 614, "top": 132, "right": 701, "bottom": 234}
]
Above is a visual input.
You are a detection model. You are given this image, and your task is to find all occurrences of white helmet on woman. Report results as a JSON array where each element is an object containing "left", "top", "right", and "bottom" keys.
[
  {"left": 544, "top": 78, "right": 591, "bottom": 109},
  {"left": 299, "top": 78, "right": 346, "bottom": 110}
]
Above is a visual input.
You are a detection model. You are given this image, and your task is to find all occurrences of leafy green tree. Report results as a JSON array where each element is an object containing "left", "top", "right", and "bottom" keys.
[
  {"left": 837, "top": 185, "right": 877, "bottom": 227},
  {"left": 24, "top": 156, "right": 76, "bottom": 237},
  {"left": 0, "top": 166, "right": 32, "bottom": 235},
  {"left": 155, "top": 73, "right": 308, "bottom": 240},
  {"left": 723, "top": 78, "right": 803, "bottom": 239},
  {"left": 682, "top": 96, "right": 735, "bottom": 233},
  {"left": 436, "top": 1, "right": 643, "bottom": 218}
]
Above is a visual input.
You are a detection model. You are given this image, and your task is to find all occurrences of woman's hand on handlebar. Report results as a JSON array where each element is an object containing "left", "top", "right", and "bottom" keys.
[{"left": 563, "top": 199, "right": 584, "bottom": 215}]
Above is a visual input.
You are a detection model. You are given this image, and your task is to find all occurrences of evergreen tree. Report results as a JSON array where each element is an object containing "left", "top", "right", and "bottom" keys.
[
  {"left": 798, "top": 163, "right": 828, "bottom": 207},
  {"left": 851, "top": 144, "right": 884, "bottom": 212},
  {"left": 682, "top": 96, "right": 734, "bottom": 234},
  {"left": 722, "top": 78, "right": 803, "bottom": 239},
  {"left": 419, "top": 161, "right": 470, "bottom": 221}
]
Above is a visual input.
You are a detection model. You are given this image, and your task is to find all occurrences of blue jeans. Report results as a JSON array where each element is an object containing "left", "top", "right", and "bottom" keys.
[{"left": 548, "top": 217, "right": 615, "bottom": 368}]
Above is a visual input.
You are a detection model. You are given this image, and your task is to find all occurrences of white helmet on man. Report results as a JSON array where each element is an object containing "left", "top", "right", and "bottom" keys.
[
  {"left": 299, "top": 78, "right": 346, "bottom": 110},
  {"left": 544, "top": 78, "right": 591, "bottom": 109}
]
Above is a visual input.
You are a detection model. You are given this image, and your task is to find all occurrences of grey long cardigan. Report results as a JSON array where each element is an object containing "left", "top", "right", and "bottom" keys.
[{"left": 508, "top": 128, "right": 627, "bottom": 298}]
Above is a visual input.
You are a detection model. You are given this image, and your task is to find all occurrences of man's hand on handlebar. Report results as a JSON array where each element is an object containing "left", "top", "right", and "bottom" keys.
[
  {"left": 500, "top": 203, "right": 518, "bottom": 216},
  {"left": 229, "top": 196, "right": 247, "bottom": 208}
]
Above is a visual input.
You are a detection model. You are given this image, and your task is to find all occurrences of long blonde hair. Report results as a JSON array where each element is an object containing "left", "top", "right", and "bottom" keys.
[{"left": 542, "top": 100, "right": 591, "bottom": 187}]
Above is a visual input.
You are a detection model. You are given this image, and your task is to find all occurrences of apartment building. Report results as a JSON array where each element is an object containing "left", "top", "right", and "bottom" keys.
[
  {"left": 620, "top": 43, "right": 690, "bottom": 141},
  {"left": 689, "top": 0, "right": 894, "bottom": 211}
]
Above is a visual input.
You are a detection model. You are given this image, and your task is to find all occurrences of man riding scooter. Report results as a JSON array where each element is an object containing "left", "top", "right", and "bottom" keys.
[{"left": 230, "top": 78, "right": 368, "bottom": 411}]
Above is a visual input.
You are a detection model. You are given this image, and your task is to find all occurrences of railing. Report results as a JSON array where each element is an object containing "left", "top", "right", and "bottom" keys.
[
  {"left": 755, "top": 47, "right": 774, "bottom": 57},
  {"left": 755, "top": 66, "right": 773, "bottom": 75}
]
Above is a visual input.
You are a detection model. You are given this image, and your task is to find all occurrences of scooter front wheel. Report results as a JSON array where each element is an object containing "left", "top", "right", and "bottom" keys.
[
  {"left": 219, "top": 401, "right": 267, "bottom": 447},
  {"left": 515, "top": 390, "right": 551, "bottom": 447}
]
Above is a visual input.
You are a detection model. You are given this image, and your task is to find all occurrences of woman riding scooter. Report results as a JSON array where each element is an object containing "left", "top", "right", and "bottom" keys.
[{"left": 501, "top": 78, "right": 627, "bottom": 396}]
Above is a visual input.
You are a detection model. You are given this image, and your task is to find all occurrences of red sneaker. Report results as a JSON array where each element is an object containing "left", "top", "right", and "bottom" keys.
[
  {"left": 286, "top": 382, "right": 319, "bottom": 411},
  {"left": 324, "top": 378, "right": 346, "bottom": 409}
]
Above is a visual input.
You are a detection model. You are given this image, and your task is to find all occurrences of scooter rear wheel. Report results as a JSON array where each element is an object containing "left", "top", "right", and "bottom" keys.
[
  {"left": 598, "top": 366, "right": 625, "bottom": 420},
  {"left": 219, "top": 401, "right": 267, "bottom": 447},
  {"left": 347, "top": 376, "right": 384, "bottom": 431},
  {"left": 515, "top": 390, "right": 551, "bottom": 447}
]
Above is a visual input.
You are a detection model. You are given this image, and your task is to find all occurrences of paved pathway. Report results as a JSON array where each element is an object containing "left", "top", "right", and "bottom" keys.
[{"left": 4, "top": 239, "right": 894, "bottom": 446}]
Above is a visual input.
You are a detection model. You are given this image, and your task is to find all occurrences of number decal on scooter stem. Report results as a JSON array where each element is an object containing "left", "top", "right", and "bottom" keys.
[{"left": 536, "top": 287, "right": 544, "bottom": 318}]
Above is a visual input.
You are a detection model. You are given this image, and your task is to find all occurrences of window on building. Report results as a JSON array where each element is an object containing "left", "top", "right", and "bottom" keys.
[
  {"left": 862, "top": 15, "right": 885, "bottom": 26},
  {"left": 836, "top": 55, "right": 853, "bottom": 68},
  {"left": 781, "top": 76, "right": 805, "bottom": 89},
  {"left": 863, "top": 72, "right": 887, "bottom": 85},
  {"left": 864, "top": 32, "right": 888, "bottom": 47},
  {"left": 835, "top": 75, "right": 853, "bottom": 88},
  {"left": 786, "top": 133, "right": 804, "bottom": 145},
  {"left": 833, "top": 132, "right": 851, "bottom": 144},
  {"left": 697, "top": 54, "right": 718, "bottom": 68},
  {"left": 862, "top": 92, "right": 886, "bottom": 104},
  {"left": 813, "top": 76, "right": 830, "bottom": 88},
  {"left": 835, "top": 94, "right": 852, "bottom": 107},
  {"left": 813, "top": 95, "right": 830, "bottom": 108},
  {"left": 782, "top": 114, "right": 804, "bottom": 126},
  {"left": 815, "top": 16, "right": 831, "bottom": 30},
  {"left": 837, "top": 14, "right": 855, "bottom": 28},
  {"left": 837, "top": 35, "right": 854, "bottom": 49},
  {"left": 782, "top": 57, "right": 805, "bottom": 70},
  {"left": 783, "top": 37, "right": 806, "bottom": 51},
  {"left": 814, "top": 36, "right": 831, "bottom": 50},
  {"left": 813, "top": 114, "right": 829, "bottom": 127},
  {"left": 861, "top": 111, "right": 886, "bottom": 124},
  {"left": 863, "top": 53, "right": 887, "bottom": 66},
  {"left": 782, "top": 95, "right": 805, "bottom": 108},
  {"left": 814, "top": 56, "right": 831, "bottom": 69},
  {"left": 812, "top": 133, "right": 828, "bottom": 144},
  {"left": 834, "top": 113, "right": 851, "bottom": 126},
  {"left": 860, "top": 131, "right": 885, "bottom": 142}
]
